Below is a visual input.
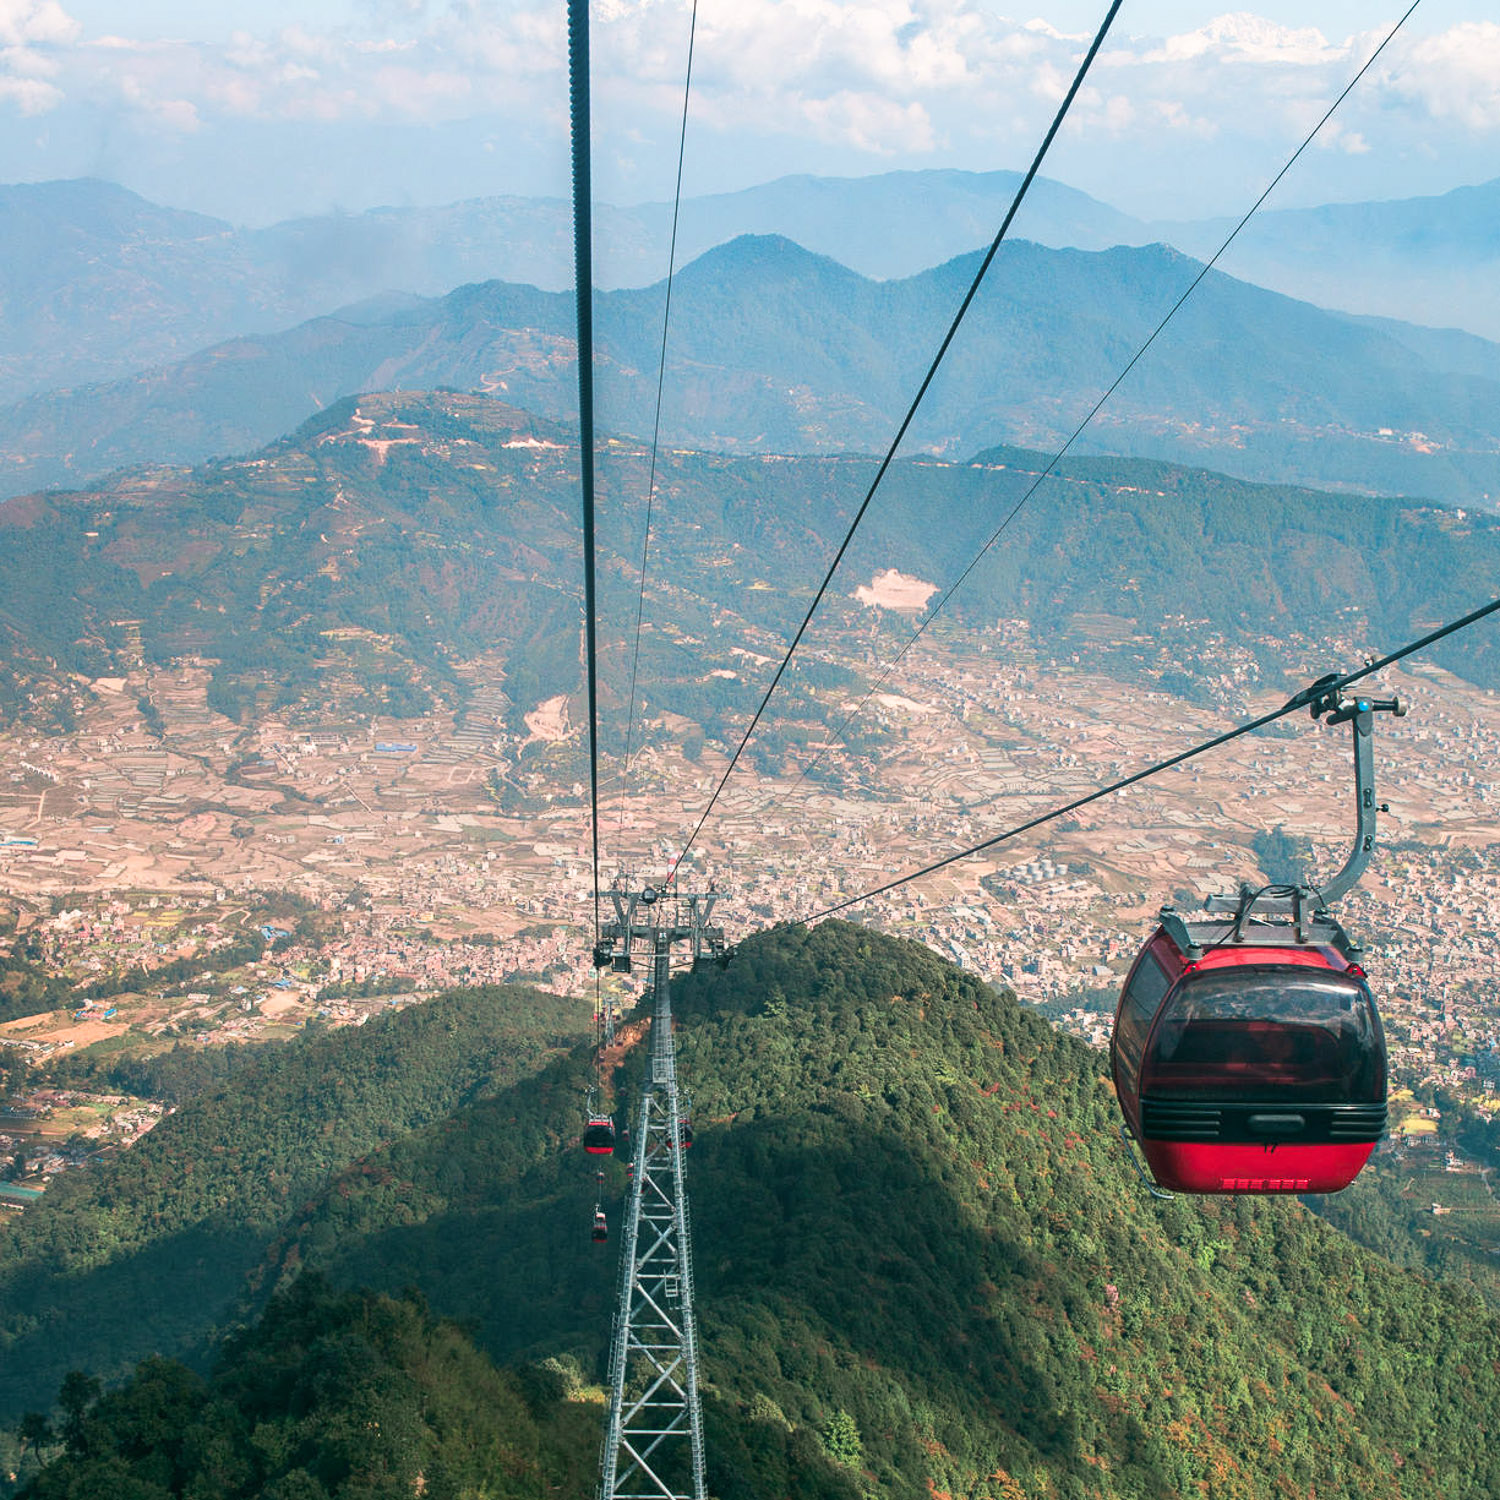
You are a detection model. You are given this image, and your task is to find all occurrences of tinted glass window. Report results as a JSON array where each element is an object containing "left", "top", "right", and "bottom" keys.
[
  {"left": 1142, "top": 969, "right": 1384, "bottom": 1103},
  {"left": 1113, "top": 950, "right": 1172, "bottom": 1092}
]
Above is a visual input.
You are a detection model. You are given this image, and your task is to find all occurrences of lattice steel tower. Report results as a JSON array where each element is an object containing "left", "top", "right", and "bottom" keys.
[{"left": 594, "top": 884, "right": 726, "bottom": 1500}]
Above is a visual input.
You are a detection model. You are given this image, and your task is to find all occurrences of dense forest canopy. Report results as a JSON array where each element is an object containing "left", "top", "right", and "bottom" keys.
[
  {"left": 16, "top": 923, "right": 1491, "bottom": 1497},
  {"left": 0, "top": 983, "right": 588, "bottom": 1421}
]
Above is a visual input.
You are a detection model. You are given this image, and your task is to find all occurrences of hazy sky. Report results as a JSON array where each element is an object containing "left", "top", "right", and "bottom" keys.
[{"left": 4, "top": 1, "right": 1497, "bottom": 224}]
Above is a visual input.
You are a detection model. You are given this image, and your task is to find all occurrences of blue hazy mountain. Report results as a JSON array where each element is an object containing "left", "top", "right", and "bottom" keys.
[
  {"left": 2, "top": 234, "right": 1497, "bottom": 506},
  {"left": 1158, "top": 177, "right": 1500, "bottom": 341},
  {"left": 0, "top": 171, "right": 1137, "bottom": 398},
  {"left": 3, "top": 171, "right": 1496, "bottom": 408}
]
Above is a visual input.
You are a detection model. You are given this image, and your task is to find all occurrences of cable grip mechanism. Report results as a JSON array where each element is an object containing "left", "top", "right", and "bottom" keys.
[{"left": 1304, "top": 677, "right": 1407, "bottom": 906}]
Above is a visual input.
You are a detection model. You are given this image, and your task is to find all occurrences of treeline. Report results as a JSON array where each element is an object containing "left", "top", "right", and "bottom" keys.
[
  {"left": 261, "top": 922, "right": 1500, "bottom": 1498},
  {"left": 42, "top": 1041, "right": 269, "bottom": 1108},
  {"left": 12, "top": 1276, "right": 602, "bottom": 1499},
  {"left": 10, "top": 1270, "right": 860, "bottom": 1500},
  {"left": 313, "top": 975, "right": 410, "bottom": 1003},
  {"left": 77, "top": 932, "right": 265, "bottom": 1001},
  {"left": 1309, "top": 1086, "right": 1500, "bottom": 1310},
  {"left": 0, "top": 952, "right": 75, "bottom": 1024},
  {"left": 0, "top": 983, "right": 590, "bottom": 1418},
  {"left": 10, "top": 922, "right": 1500, "bottom": 1495},
  {"left": 1250, "top": 824, "right": 1313, "bottom": 885}
]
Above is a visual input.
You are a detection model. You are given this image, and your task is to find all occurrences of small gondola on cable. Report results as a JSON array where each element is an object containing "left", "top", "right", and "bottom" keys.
[
  {"left": 1113, "top": 681, "right": 1403, "bottom": 1196},
  {"left": 583, "top": 1088, "right": 615, "bottom": 1156},
  {"left": 591, "top": 1171, "right": 608, "bottom": 1243}
]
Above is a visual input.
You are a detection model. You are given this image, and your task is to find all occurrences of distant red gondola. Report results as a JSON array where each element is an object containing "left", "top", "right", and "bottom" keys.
[{"left": 591, "top": 1208, "right": 608, "bottom": 1243}]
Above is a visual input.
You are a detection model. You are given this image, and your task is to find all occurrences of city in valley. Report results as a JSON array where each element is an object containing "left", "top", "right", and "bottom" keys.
[{"left": 0, "top": 595, "right": 1496, "bottom": 1231}]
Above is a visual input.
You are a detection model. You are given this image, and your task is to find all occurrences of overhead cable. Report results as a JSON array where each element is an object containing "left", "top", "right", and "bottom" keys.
[
  {"left": 775, "top": 0, "right": 1426, "bottom": 804},
  {"left": 802, "top": 594, "right": 1500, "bottom": 922},
  {"left": 667, "top": 0, "right": 1127, "bottom": 881},
  {"left": 569, "top": 0, "right": 603, "bottom": 934},
  {"left": 618, "top": 0, "right": 700, "bottom": 838}
]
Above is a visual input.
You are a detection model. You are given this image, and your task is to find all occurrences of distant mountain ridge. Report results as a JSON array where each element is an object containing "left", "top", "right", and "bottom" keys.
[
  {"left": 1, "top": 389, "right": 1496, "bottom": 744},
  {"left": 0, "top": 172, "right": 1138, "bottom": 406},
  {"left": 1160, "top": 176, "right": 1500, "bottom": 341},
  {"left": 1, "top": 170, "right": 1496, "bottom": 408},
  {"left": 3, "top": 233, "right": 1498, "bottom": 505}
]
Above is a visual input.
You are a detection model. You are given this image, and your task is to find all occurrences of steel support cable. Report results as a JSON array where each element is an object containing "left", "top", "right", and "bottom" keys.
[
  {"left": 665, "top": 0, "right": 1127, "bottom": 883},
  {"left": 569, "top": 0, "right": 604, "bottom": 935},
  {"left": 771, "top": 0, "right": 1425, "bottom": 809},
  {"left": 618, "top": 0, "right": 700, "bottom": 842},
  {"left": 801, "top": 594, "right": 1500, "bottom": 922}
]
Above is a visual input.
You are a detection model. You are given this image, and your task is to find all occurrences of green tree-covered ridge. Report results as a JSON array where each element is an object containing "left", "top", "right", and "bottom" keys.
[
  {"left": 16, "top": 921, "right": 1500, "bottom": 1494},
  {"left": 2, "top": 391, "right": 1497, "bottom": 738},
  {"left": 0, "top": 983, "right": 588, "bottom": 1419},
  {"left": 66, "top": 921, "right": 1496, "bottom": 1499},
  {"left": 6, "top": 232, "right": 1500, "bottom": 505},
  {"left": 14, "top": 1275, "right": 609, "bottom": 1500}
]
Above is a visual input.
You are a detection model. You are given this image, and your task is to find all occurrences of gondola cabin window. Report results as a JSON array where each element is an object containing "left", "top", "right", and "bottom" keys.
[
  {"left": 1113, "top": 947, "right": 1171, "bottom": 1098},
  {"left": 1142, "top": 970, "right": 1384, "bottom": 1104}
]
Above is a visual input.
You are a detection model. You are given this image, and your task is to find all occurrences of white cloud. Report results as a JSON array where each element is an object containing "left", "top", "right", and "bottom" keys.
[
  {"left": 119, "top": 73, "right": 201, "bottom": 132},
  {"left": 0, "top": 71, "right": 57, "bottom": 111},
  {"left": 801, "top": 89, "right": 934, "bottom": 153},
  {"left": 0, "top": 0, "right": 73, "bottom": 114},
  {"left": 1315, "top": 118, "right": 1370, "bottom": 155},
  {"left": 8, "top": 3, "right": 1500, "bottom": 195},
  {"left": 1126, "top": 13, "right": 1343, "bottom": 68},
  {"left": 1, "top": 42, "right": 60, "bottom": 77},
  {"left": 1152, "top": 99, "right": 1219, "bottom": 140},
  {"left": 1386, "top": 21, "right": 1500, "bottom": 131},
  {"left": 0, "top": 0, "right": 76, "bottom": 48}
]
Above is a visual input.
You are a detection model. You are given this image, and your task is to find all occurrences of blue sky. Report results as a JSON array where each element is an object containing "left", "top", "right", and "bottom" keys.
[{"left": 4, "top": 1, "right": 1498, "bottom": 224}]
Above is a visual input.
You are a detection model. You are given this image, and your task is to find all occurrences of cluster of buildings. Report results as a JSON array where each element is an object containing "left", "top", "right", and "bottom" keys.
[{"left": 0, "top": 613, "right": 1492, "bottom": 1197}]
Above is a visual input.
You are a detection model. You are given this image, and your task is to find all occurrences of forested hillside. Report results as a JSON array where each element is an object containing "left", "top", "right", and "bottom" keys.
[
  {"left": 1, "top": 391, "right": 1497, "bottom": 740},
  {"left": 14, "top": 922, "right": 1500, "bottom": 1494},
  {"left": 232, "top": 923, "right": 1500, "bottom": 1497},
  {"left": 13, "top": 1276, "right": 606, "bottom": 1500},
  {"left": 0, "top": 984, "right": 588, "bottom": 1420}
]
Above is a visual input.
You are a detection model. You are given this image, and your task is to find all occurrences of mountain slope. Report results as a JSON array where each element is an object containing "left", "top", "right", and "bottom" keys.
[
  {"left": 1163, "top": 176, "right": 1500, "bottom": 341},
  {"left": 4, "top": 235, "right": 1497, "bottom": 505},
  {"left": 0, "top": 983, "right": 588, "bottom": 1419},
  {"left": 11, "top": 922, "right": 1500, "bottom": 1495},
  {"left": 259, "top": 921, "right": 1500, "bottom": 1497},
  {"left": 8, "top": 171, "right": 1497, "bottom": 411},
  {"left": 0, "top": 173, "right": 1144, "bottom": 404},
  {"left": 3, "top": 390, "right": 1499, "bottom": 744},
  {"left": 14, "top": 1277, "right": 607, "bottom": 1500},
  {"left": 0, "top": 180, "right": 291, "bottom": 404},
  {"left": 9, "top": 916, "right": 1500, "bottom": 1495}
]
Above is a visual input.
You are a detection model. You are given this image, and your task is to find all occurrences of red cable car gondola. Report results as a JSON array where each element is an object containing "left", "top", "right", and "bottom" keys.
[
  {"left": 584, "top": 1114, "right": 615, "bottom": 1155},
  {"left": 583, "top": 1087, "right": 615, "bottom": 1155},
  {"left": 1112, "top": 904, "right": 1386, "bottom": 1194},
  {"left": 1112, "top": 685, "right": 1404, "bottom": 1197},
  {"left": 590, "top": 1171, "right": 608, "bottom": 1243}
]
